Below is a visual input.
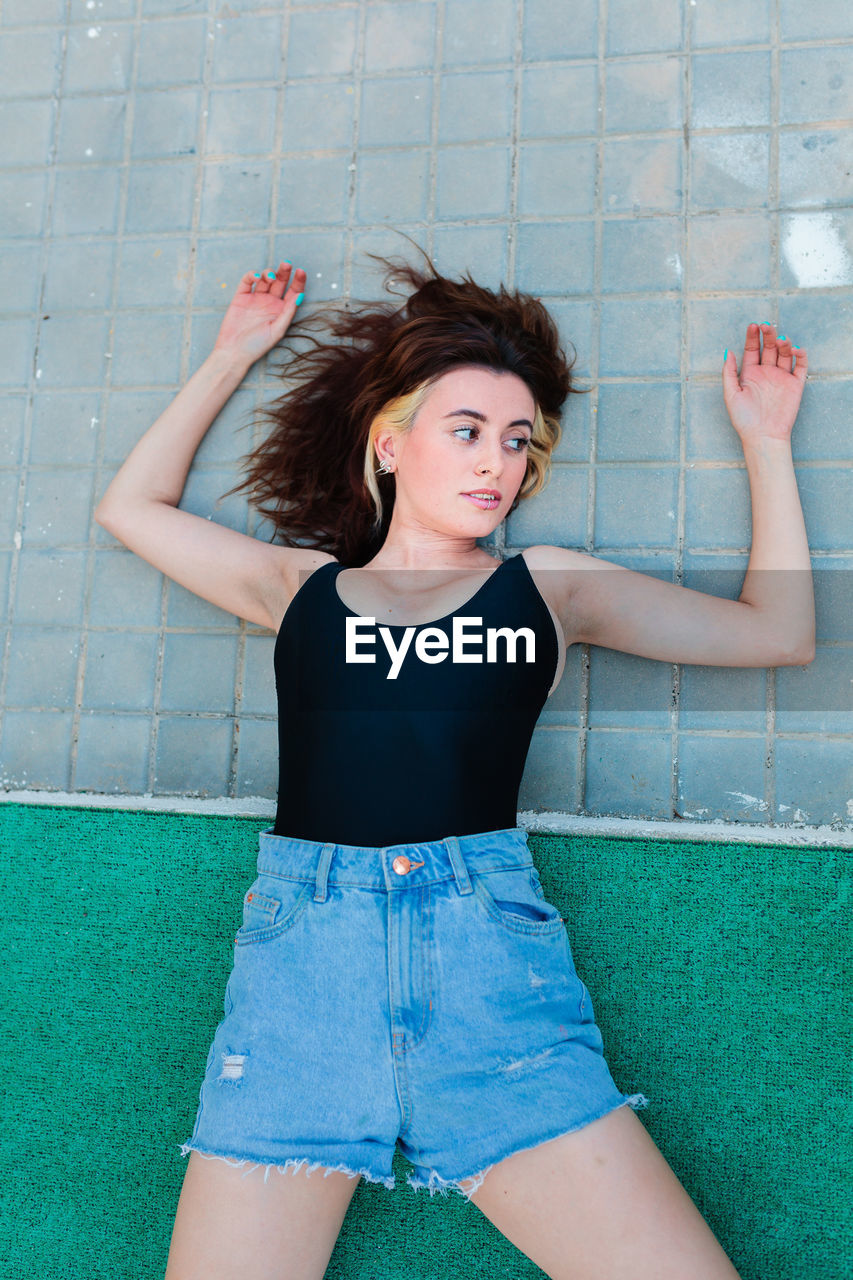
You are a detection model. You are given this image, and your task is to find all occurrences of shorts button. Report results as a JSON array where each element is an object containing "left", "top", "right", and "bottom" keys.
[{"left": 392, "top": 855, "right": 412, "bottom": 875}]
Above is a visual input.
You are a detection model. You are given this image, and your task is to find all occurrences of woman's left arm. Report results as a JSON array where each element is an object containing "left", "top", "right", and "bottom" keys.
[{"left": 549, "top": 322, "right": 815, "bottom": 667}]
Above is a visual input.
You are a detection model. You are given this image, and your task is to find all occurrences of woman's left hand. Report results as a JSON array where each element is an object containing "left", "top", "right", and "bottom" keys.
[{"left": 722, "top": 323, "right": 809, "bottom": 446}]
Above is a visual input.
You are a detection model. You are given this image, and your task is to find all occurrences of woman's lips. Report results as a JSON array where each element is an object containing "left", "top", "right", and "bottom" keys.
[{"left": 462, "top": 492, "right": 500, "bottom": 509}]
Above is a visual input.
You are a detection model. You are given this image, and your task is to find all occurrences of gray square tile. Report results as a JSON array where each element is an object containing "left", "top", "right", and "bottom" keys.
[
  {"left": 235, "top": 716, "right": 278, "bottom": 796},
  {"left": 436, "top": 145, "right": 510, "bottom": 219},
  {"left": 21, "top": 467, "right": 94, "bottom": 545},
  {"left": 358, "top": 150, "right": 430, "bottom": 222},
  {"left": 43, "top": 238, "right": 116, "bottom": 310},
  {"left": 684, "top": 468, "right": 751, "bottom": 548},
  {"left": 443, "top": 0, "right": 514, "bottom": 66},
  {"left": 438, "top": 70, "right": 512, "bottom": 143},
  {"left": 277, "top": 155, "right": 348, "bottom": 226},
  {"left": 1, "top": 0, "right": 66, "bottom": 21},
  {"left": 365, "top": 2, "right": 436, "bottom": 73},
  {"left": 0, "top": 471, "right": 19, "bottom": 543},
  {"left": 431, "top": 223, "right": 510, "bottom": 291},
  {"left": 56, "top": 94, "right": 127, "bottom": 166},
  {"left": 109, "top": 313, "right": 184, "bottom": 386},
  {"left": 677, "top": 734, "right": 768, "bottom": 821},
  {"left": 14, "top": 550, "right": 86, "bottom": 624},
  {"left": 606, "top": 0, "right": 683, "bottom": 54},
  {"left": 601, "top": 218, "right": 684, "bottom": 292},
  {"left": 685, "top": 384, "right": 741, "bottom": 462},
  {"left": 205, "top": 86, "right": 278, "bottom": 155},
  {"left": 812, "top": 559, "right": 853, "bottom": 642},
  {"left": 518, "top": 727, "right": 578, "bottom": 812},
  {"left": 688, "top": 213, "right": 772, "bottom": 291},
  {"left": 691, "top": 51, "right": 771, "bottom": 128},
  {"left": 287, "top": 8, "right": 357, "bottom": 78},
  {"left": 605, "top": 56, "right": 683, "bottom": 132},
  {"left": 775, "top": 738, "right": 853, "bottom": 826},
  {"left": 597, "top": 383, "right": 681, "bottom": 461},
  {"left": 117, "top": 237, "right": 192, "bottom": 307},
  {"left": 780, "top": 210, "right": 853, "bottom": 290},
  {"left": 31, "top": 390, "right": 101, "bottom": 467},
  {"left": 781, "top": 47, "right": 853, "bottom": 125},
  {"left": 347, "top": 225, "right": 425, "bottom": 296},
  {"left": 212, "top": 12, "right": 283, "bottom": 83},
  {"left": 690, "top": 133, "right": 770, "bottom": 210},
  {"left": 0, "top": 241, "right": 41, "bottom": 312},
  {"left": 551, "top": 387, "right": 591, "bottom": 462},
  {"left": 506, "top": 465, "right": 589, "bottom": 548},
  {"left": 523, "top": 0, "right": 597, "bottom": 60},
  {"left": 520, "top": 64, "right": 598, "bottom": 137},
  {"left": 516, "top": 221, "right": 595, "bottom": 295},
  {"left": 781, "top": 378, "right": 853, "bottom": 462},
  {"left": 5, "top": 626, "right": 81, "bottom": 707},
  {"left": 281, "top": 80, "right": 355, "bottom": 151},
  {"left": 143, "top": 0, "right": 205, "bottom": 12},
  {"left": 518, "top": 141, "right": 596, "bottom": 216},
  {"left": 776, "top": 645, "right": 852, "bottom": 733},
  {"left": 0, "top": 710, "right": 73, "bottom": 789},
  {"left": 545, "top": 300, "right": 594, "bottom": 378},
  {"left": 600, "top": 298, "right": 682, "bottom": 375},
  {"left": 588, "top": 647, "right": 673, "bottom": 727},
  {"left": 778, "top": 293, "right": 853, "bottom": 373},
  {"left": 0, "top": 29, "right": 61, "bottom": 97},
  {"left": 84, "top": 630, "right": 159, "bottom": 710},
  {"left": 785, "top": 467, "right": 853, "bottom": 551},
  {"left": 585, "top": 729, "right": 673, "bottom": 818},
  {"left": 36, "top": 314, "right": 110, "bottom": 386},
  {"left": 0, "top": 98, "right": 54, "bottom": 166},
  {"left": 64, "top": 24, "right": 133, "bottom": 93},
  {"left": 538, "top": 645, "right": 584, "bottom": 727},
  {"left": 74, "top": 711, "right": 151, "bottom": 793},
  {"left": 201, "top": 161, "right": 274, "bottom": 230},
  {"left": 780, "top": 0, "right": 853, "bottom": 40},
  {"left": 0, "top": 317, "right": 35, "bottom": 387},
  {"left": 131, "top": 89, "right": 201, "bottom": 158},
  {"left": 241, "top": 633, "right": 276, "bottom": 715},
  {"left": 360, "top": 75, "right": 431, "bottom": 148},
  {"left": 166, "top": 579, "right": 239, "bottom": 627},
  {"left": 137, "top": 14, "right": 207, "bottom": 86},
  {"left": 153, "top": 714, "right": 233, "bottom": 795},
  {"left": 178, "top": 468, "right": 249, "bottom": 536},
  {"left": 603, "top": 137, "right": 682, "bottom": 213},
  {"left": 160, "top": 633, "right": 239, "bottom": 712},
  {"left": 692, "top": 0, "right": 770, "bottom": 47},
  {"left": 52, "top": 166, "right": 120, "bottom": 235},
  {"left": 780, "top": 130, "right": 853, "bottom": 210},
  {"left": 679, "top": 664, "right": 766, "bottom": 731},
  {"left": 594, "top": 466, "right": 679, "bottom": 547},
  {"left": 125, "top": 162, "right": 195, "bottom": 232},
  {"left": 0, "top": 172, "right": 48, "bottom": 236},
  {"left": 69, "top": 0, "right": 134, "bottom": 16},
  {"left": 89, "top": 549, "right": 164, "bottom": 627}
]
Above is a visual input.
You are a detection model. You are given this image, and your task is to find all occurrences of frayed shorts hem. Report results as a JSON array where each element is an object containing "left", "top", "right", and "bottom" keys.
[
  {"left": 404, "top": 1090, "right": 651, "bottom": 1202},
  {"left": 178, "top": 1142, "right": 397, "bottom": 1190}
]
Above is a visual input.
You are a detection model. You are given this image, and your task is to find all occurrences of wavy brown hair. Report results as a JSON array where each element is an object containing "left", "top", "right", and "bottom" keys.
[{"left": 227, "top": 246, "right": 582, "bottom": 566}]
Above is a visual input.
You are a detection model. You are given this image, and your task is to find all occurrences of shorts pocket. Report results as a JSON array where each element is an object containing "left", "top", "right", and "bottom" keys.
[
  {"left": 235, "top": 872, "right": 313, "bottom": 948},
  {"left": 471, "top": 864, "right": 565, "bottom": 936}
]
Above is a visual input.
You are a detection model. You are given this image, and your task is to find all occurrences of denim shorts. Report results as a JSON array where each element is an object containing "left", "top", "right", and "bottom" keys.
[{"left": 179, "top": 825, "right": 648, "bottom": 1199}]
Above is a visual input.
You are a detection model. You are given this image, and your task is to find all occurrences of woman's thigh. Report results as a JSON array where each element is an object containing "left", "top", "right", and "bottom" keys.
[
  {"left": 164, "top": 1151, "right": 361, "bottom": 1280},
  {"left": 465, "top": 1106, "right": 742, "bottom": 1280}
]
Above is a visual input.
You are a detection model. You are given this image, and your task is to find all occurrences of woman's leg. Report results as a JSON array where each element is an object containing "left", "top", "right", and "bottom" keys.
[
  {"left": 164, "top": 1151, "right": 362, "bottom": 1280},
  {"left": 463, "top": 1105, "right": 742, "bottom": 1280}
]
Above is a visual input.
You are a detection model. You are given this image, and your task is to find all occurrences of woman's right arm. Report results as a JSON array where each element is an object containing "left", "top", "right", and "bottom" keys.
[{"left": 95, "top": 262, "right": 334, "bottom": 631}]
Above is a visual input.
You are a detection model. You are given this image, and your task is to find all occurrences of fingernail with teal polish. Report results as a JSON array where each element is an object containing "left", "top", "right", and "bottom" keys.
[
  {"left": 723, "top": 349, "right": 728, "bottom": 362},
  {"left": 777, "top": 334, "right": 787, "bottom": 341},
  {"left": 253, "top": 272, "right": 261, "bottom": 278},
  {"left": 295, "top": 291, "right": 305, "bottom": 306},
  {"left": 268, "top": 271, "right": 276, "bottom": 280},
  {"left": 282, "top": 260, "right": 291, "bottom": 267}
]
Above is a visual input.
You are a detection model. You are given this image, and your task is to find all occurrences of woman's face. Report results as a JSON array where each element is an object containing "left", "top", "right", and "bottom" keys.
[{"left": 388, "top": 366, "right": 536, "bottom": 534}]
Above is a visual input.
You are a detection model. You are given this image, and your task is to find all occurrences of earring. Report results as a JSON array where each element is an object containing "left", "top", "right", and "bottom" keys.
[{"left": 376, "top": 458, "right": 394, "bottom": 475}]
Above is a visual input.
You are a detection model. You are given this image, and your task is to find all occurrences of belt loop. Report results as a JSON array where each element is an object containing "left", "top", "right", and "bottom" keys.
[
  {"left": 313, "top": 843, "right": 335, "bottom": 903},
  {"left": 445, "top": 835, "right": 473, "bottom": 896}
]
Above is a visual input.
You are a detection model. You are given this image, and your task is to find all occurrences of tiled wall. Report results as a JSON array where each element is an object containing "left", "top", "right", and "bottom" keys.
[{"left": 1, "top": 0, "right": 851, "bottom": 828}]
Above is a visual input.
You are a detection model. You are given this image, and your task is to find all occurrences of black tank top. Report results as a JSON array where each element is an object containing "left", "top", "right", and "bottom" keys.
[{"left": 272, "top": 552, "right": 560, "bottom": 846}]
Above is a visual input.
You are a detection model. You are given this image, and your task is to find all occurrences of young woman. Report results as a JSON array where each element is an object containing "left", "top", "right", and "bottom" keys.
[{"left": 95, "top": 256, "right": 812, "bottom": 1280}]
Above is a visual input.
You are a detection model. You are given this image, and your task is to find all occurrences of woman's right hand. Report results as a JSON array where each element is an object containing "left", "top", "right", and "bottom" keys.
[{"left": 212, "top": 261, "right": 308, "bottom": 366}]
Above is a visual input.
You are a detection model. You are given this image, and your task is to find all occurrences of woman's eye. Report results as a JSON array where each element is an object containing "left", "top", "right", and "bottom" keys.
[{"left": 453, "top": 426, "right": 477, "bottom": 441}]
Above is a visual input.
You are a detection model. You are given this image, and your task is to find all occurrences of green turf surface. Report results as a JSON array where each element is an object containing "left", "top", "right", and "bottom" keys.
[{"left": 1, "top": 802, "right": 848, "bottom": 1279}]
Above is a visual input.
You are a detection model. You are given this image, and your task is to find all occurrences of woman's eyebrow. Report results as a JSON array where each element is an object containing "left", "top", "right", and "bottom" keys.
[{"left": 443, "top": 408, "right": 534, "bottom": 430}]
